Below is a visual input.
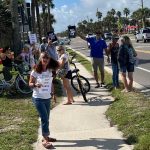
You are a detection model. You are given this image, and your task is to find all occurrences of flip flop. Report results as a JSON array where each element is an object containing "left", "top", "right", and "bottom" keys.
[
  {"left": 42, "top": 141, "right": 54, "bottom": 149},
  {"left": 42, "top": 137, "right": 57, "bottom": 142},
  {"left": 63, "top": 102, "right": 72, "bottom": 105}
]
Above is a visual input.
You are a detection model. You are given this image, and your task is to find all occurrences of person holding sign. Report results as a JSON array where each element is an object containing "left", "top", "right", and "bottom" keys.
[{"left": 29, "top": 52, "right": 59, "bottom": 149}]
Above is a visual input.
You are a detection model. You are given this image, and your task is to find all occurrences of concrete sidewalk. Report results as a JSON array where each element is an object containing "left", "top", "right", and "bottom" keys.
[{"left": 33, "top": 62, "right": 133, "bottom": 150}]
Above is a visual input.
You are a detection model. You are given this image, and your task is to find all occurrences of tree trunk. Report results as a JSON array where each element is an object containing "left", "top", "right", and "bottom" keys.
[
  {"left": 47, "top": 0, "right": 52, "bottom": 31},
  {"left": 10, "top": 0, "right": 21, "bottom": 55},
  {"left": 42, "top": 3, "right": 47, "bottom": 36},
  {"left": 31, "top": 0, "right": 36, "bottom": 33},
  {"left": 35, "top": 0, "right": 42, "bottom": 43}
]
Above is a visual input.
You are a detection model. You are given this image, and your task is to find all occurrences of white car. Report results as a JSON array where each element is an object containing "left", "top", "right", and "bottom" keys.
[{"left": 135, "top": 28, "right": 150, "bottom": 43}]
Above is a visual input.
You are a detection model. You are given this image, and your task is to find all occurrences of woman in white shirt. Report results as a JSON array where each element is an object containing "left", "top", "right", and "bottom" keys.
[
  {"left": 29, "top": 52, "right": 59, "bottom": 149},
  {"left": 57, "top": 45, "right": 74, "bottom": 105}
]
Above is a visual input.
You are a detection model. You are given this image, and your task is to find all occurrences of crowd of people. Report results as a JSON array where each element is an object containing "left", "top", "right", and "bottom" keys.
[
  {"left": 0, "top": 32, "right": 137, "bottom": 149},
  {"left": 86, "top": 32, "right": 137, "bottom": 92}
]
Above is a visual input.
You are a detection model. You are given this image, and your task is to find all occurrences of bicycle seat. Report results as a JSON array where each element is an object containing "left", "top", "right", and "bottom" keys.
[{"left": 71, "top": 68, "right": 79, "bottom": 73}]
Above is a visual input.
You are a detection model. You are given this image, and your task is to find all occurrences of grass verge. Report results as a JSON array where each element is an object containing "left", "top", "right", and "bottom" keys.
[
  {"left": 0, "top": 78, "right": 63, "bottom": 150},
  {"left": 67, "top": 48, "right": 150, "bottom": 150}
]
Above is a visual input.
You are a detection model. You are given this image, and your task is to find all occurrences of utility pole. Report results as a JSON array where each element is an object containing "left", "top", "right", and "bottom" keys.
[{"left": 141, "top": 0, "right": 145, "bottom": 28}]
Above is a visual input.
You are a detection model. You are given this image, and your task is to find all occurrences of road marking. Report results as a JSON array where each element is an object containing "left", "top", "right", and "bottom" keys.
[
  {"left": 136, "top": 66, "right": 150, "bottom": 73},
  {"left": 136, "top": 49, "right": 150, "bottom": 54}
]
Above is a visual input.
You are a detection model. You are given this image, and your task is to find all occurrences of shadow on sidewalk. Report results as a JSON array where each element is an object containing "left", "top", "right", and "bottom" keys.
[{"left": 54, "top": 138, "right": 127, "bottom": 150}]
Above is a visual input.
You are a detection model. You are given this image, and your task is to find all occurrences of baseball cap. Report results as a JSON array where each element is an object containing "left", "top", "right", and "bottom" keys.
[{"left": 42, "top": 37, "right": 46, "bottom": 40}]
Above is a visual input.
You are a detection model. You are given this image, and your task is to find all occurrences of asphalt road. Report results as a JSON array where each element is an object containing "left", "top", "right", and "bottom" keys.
[{"left": 69, "top": 36, "right": 150, "bottom": 89}]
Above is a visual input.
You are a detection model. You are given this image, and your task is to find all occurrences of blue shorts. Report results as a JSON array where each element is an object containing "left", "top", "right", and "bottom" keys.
[{"left": 120, "top": 63, "right": 134, "bottom": 73}]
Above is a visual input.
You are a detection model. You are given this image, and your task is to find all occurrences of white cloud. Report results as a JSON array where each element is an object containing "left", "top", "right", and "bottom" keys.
[{"left": 52, "top": 0, "right": 150, "bottom": 33}]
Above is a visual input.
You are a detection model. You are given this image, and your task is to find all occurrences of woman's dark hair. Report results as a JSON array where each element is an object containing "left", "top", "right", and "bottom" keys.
[
  {"left": 3, "top": 46, "right": 10, "bottom": 53},
  {"left": 35, "top": 52, "right": 59, "bottom": 74}
]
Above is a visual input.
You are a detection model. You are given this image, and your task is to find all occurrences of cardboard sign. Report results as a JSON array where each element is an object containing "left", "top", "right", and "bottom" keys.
[
  {"left": 47, "top": 31, "right": 57, "bottom": 42},
  {"left": 29, "top": 34, "right": 37, "bottom": 44}
]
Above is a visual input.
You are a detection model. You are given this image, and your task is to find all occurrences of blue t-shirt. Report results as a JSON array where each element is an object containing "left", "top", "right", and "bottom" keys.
[{"left": 87, "top": 37, "right": 107, "bottom": 58}]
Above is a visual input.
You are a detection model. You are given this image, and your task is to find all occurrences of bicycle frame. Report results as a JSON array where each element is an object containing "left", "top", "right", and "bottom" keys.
[
  {"left": 0, "top": 62, "right": 31, "bottom": 94},
  {"left": 70, "top": 54, "right": 89, "bottom": 102}
]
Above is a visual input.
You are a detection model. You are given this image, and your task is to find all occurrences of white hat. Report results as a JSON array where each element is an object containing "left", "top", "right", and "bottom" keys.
[{"left": 42, "top": 37, "right": 46, "bottom": 40}]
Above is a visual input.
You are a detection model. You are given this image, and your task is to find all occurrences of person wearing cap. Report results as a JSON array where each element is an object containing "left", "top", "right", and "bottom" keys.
[
  {"left": 57, "top": 45, "right": 74, "bottom": 105},
  {"left": 40, "top": 37, "right": 48, "bottom": 53},
  {"left": 107, "top": 35, "right": 120, "bottom": 89},
  {"left": 86, "top": 31, "right": 108, "bottom": 88}
]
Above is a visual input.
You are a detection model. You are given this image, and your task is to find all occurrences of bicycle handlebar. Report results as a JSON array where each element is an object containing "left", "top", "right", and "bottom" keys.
[{"left": 70, "top": 54, "right": 76, "bottom": 63}]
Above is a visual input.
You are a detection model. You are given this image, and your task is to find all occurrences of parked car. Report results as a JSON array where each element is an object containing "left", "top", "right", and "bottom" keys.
[
  {"left": 135, "top": 28, "right": 150, "bottom": 43},
  {"left": 104, "top": 32, "right": 112, "bottom": 40},
  {"left": 58, "top": 37, "right": 71, "bottom": 45},
  {"left": 86, "top": 33, "right": 96, "bottom": 48}
]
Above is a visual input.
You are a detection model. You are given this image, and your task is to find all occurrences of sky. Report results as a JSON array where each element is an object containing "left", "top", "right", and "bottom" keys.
[{"left": 26, "top": 0, "right": 150, "bottom": 33}]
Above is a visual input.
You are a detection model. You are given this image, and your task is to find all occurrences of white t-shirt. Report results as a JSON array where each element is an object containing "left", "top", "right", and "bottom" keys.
[
  {"left": 31, "top": 70, "right": 53, "bottom": 99},
  {"left": 59, "top": 53, "right": 70, "bottom": 71}
]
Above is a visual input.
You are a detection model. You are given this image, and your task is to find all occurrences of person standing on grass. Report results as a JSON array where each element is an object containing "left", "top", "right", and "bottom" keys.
[
  {"left": 57, "top": 45, "right": 74, "bottom": 105},
  {"left": 29, "top": 52, "right": 59, "bottom": 149},
  {"left": 86, "top": 31, "right": 109, "bottom": 88},
  {"left": 107, "top": 35, "right": 120, "bottom": 89},
  {"left": 118, "top": 36, "right": 137, "bottom": 92}
]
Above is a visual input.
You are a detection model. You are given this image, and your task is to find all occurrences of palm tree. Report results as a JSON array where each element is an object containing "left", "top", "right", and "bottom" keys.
[
  {"left": 0, "top": 0, "right": 12, "bottom": 47},
  {"left": 96, "top": 9, "right": 102, "bottom": 21},
  {"left": 31, "top": 0, "right": 36, "bottom": 33},
  {"left": 111, "top": 8, "right": 116, "bottom": 16},
  {"left": 35, "top": 0, "right": 42, "bottom": 42},
  {"left": 47, "top": 0, "right": 55, "bottom": 31},
  {"left": 10, "top": 0, "right": 21, "bottom": 55},
  {"left": 116, "top": 11, "right": 122, "bottom": 18},
  {"left": 123, "top": 8, "right": 130, "bottom": 18}
]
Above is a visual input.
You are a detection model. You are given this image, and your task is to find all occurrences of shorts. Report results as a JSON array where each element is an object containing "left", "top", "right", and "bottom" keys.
[
  {"left": 65, "top": 70, "right": 72, "bottom": 79},
  {"left": 120, "top": 63, "right": 134, "bottom": 73},
  {"left": 92, "top": 58, "right": 104, "bottom": 73}
]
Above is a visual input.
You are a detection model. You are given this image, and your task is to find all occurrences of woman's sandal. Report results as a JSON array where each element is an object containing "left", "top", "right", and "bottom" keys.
[
  {"left": 42, "top": 137, "right": 57, "bottom": 142},
  {"left": 42, "top": 141, "right": 54, "bottom": 149},
  {"left": 63, "top": 102, "right": 72, "bottom": 105}
]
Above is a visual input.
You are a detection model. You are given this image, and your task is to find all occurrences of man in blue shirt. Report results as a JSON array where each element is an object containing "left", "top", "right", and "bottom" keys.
[{"left": 87, "top": 32, "right": 108, "bottom": 88}]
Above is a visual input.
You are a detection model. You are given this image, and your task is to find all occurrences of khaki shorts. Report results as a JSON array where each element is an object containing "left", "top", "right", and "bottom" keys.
[{"left": 92, "top": 58, "right": 104, "bottom": 73}]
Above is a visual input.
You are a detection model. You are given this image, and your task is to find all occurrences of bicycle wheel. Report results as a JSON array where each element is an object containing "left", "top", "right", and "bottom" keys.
[
  {"left": 77, "top": 78, "right": 88, "bottom": 102},
  {"left": 16, "top": 74, "right": 32, "bottom": 94},
  {"left": 0, "top": 79, "right": 4, "bottom": 95},
  {"left": 71, "top": 75, "right": 90, "bottom": 93}
]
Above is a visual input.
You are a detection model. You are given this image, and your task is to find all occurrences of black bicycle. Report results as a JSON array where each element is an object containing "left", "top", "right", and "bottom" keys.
[{"left": 70, "top": 54, "right": 90, "bottom": 102}]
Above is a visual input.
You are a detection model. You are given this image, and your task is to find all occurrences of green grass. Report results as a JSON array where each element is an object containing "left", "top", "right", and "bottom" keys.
[
  {"left": 67, "top": 48, "right": 150, "bottom": 150},
  {"left": 0, "top": 78, "right": 63, "bottom": 150}
]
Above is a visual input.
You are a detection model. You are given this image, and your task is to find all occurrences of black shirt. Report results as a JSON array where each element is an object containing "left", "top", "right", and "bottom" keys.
[{"left": 2, "top": 56, "right": 12, "bottom": 67}]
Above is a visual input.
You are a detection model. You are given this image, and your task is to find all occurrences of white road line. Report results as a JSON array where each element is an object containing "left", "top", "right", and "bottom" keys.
[{"left": 136, "top": 66, "right": 150, "bottom": 73}]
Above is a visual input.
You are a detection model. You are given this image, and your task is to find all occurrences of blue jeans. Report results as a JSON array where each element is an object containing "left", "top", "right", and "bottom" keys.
[
  {"left": 112, "top": 63, "right": 119, "bottom": 87},
  {"left": 32, "top": 97, "right": 51, "bottom": 136}
]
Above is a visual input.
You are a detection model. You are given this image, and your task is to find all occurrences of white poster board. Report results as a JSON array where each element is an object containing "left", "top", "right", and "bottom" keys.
[{"left": 29, "top": 34, "right": 37, "bottom": 44}]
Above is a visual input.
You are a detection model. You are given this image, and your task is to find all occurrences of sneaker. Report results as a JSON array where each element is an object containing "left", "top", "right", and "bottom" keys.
[
  {"left": 100, "top": 82, "right": 105, "bottom": 87},
  {"left": 95, "top": 83, "right": 100, "bottom": 88}
]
